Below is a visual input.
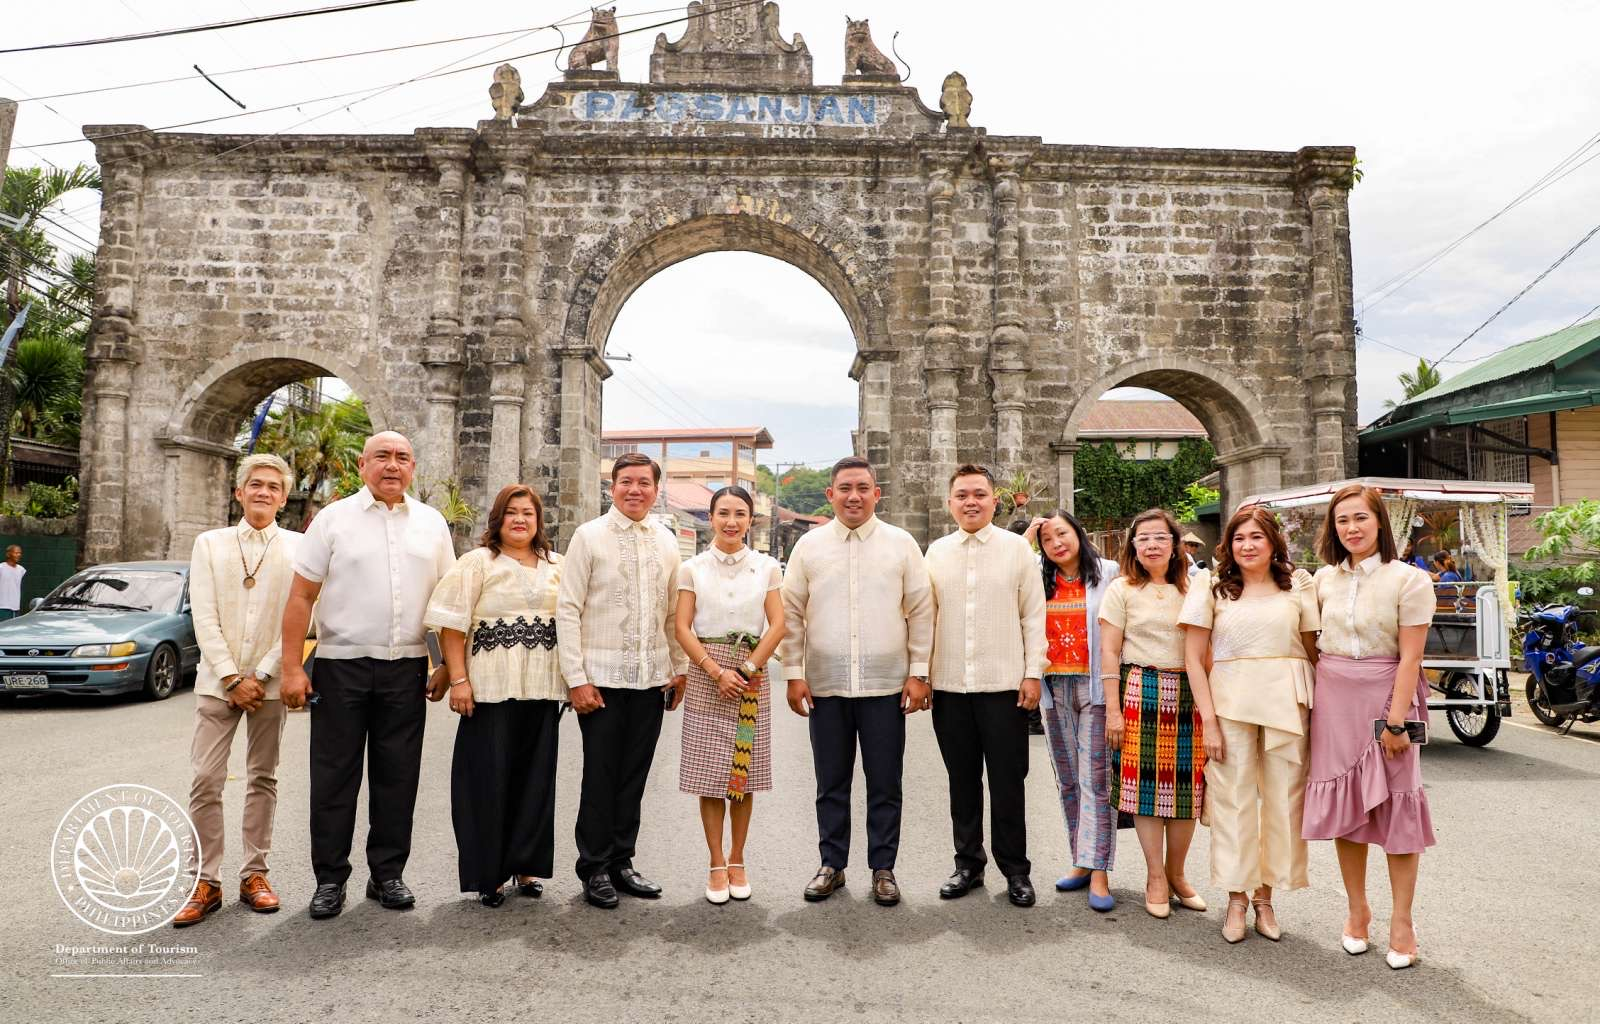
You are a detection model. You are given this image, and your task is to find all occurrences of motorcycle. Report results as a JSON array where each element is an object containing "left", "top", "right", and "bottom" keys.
[{"left": 1520, "top": 586, "right": 1600, "bottom": 730}]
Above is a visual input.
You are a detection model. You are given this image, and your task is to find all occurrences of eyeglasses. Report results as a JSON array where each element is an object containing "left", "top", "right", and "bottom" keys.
[{"left": 1133, "top": 534, "right": 1173, "bottom": 547}]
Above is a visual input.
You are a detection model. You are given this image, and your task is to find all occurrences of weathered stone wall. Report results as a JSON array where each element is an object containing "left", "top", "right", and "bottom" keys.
[{"left": 80, "top": 84, "right": 1355, "bottom": 561}]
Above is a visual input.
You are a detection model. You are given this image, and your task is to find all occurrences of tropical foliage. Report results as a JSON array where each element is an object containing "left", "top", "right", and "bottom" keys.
[
  {"left": 1073, "top": 438, "right": 1217, "bottom": 530},
  {"left": 1382, "top": 357, "right": 1443, "bottom": 410},
  {"left": 252, "top": 394, "right": 373, "bottom": 524}
]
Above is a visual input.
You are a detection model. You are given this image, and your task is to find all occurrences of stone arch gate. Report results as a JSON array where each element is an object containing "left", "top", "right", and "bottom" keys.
[{"left": 80, "top": 1, "right": 1357, "bottom": 563}]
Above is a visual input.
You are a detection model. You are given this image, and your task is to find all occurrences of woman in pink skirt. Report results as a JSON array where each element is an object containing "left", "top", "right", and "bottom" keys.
[
  {"left": 673, "top": 486, "right": 785, "bottom": 905},
  {"left": 1305, "top": 484, "right": 1435, "bottom": 970}
]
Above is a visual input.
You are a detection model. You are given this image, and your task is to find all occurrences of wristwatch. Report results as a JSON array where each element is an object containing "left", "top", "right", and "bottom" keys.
[
  {"left": 736, "top": 660, "right": 759, "bottom": 680},
  {"left": 1383, "top": 722, "right": 1407, "bottom": 736}
]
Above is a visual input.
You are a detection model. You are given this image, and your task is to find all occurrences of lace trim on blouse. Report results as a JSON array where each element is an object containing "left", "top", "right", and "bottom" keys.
[{"left": 471, "top": 615, "right": 558, "bottom": 654}]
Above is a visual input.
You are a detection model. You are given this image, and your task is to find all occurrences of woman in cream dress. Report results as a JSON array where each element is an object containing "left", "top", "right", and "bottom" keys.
[{"left": 1181, "top": 505, "right": 1319, "bottom": 944}]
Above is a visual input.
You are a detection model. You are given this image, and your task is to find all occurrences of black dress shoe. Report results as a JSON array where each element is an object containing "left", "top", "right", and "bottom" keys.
[
  {"left": 366, "top": 877, "right": 416, "bottom": 910},
  {"left": 585, "top": 872, "right": 619, "bottom": 909},
  {"left": 613, "top": 867, "right": 662, "bottom": 899},
  {"left": 939, "top": 867, "right": 986, "bottom": 900},
  {"left": 308, "top": 882, "right": 346, "bottom": 919},
  {"left": 478, "top": 887, "right": 506, "bottom": 908},
  {"left": 1007, "top": 875, "right": 1037, "bottom": 908},
  {"left": 517, "top": 879, "right": 544, "bottom": 898}
]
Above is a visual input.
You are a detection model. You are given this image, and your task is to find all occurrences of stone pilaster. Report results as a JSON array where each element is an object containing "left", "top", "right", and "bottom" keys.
[
  {"left": 418, "top": 129, "right": 474, "bottom": 490},
  {"left": 1298, "top": 149, "right": 1359, "bottom": 482},
  {"left": 483, "top": 137, "right": 535, "bottom": 501},
  {"left": 987, "top": 156, "right": 1031, "bottom": 477},
  {"left": 923, "top": 163, "right": 960, "bottom": 538},
  {"left": 1051, "top": 441, "right": 1080, "bottom": 515},
  {"left": 553, "top": 349, "right": 610, "bottom": 544}
]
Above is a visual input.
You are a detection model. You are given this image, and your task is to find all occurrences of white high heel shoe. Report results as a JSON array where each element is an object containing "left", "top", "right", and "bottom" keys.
[
  {"left": 1386, "top": 929, "right": 1420, "bottom": 970},
  {"left": 1341, "top": 932, "right": 1370, "bottom": 955},
  {"left": 727, "top": 863, "right": 752, "bottom": 901},
  {"left": 705, "top": 866, "right": 729, "bottom": 905}
]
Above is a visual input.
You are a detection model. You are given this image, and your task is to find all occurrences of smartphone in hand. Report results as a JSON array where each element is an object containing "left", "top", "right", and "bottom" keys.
[{"left": 1373, "top": 719, "right": 1428, "bottom": 744}]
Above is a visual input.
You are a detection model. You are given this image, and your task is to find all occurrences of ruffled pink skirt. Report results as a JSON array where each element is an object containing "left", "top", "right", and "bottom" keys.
[{"left": 1302, "top": 654, "right": 1435, "bottom": 854}]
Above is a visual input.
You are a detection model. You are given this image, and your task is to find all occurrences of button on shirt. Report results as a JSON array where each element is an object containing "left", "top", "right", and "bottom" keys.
[
  {"left": 291, "top": 487, "right": 457, "bottom": 660},
  {"left": 1314, "top": 554, "right": 1435, "bottom": 660},
  {"left": 556, "top": 506, "right": 688, "bottom": 690},
  {"left": 189, "top": 520, "right": 301, "bottom": 699},
  {"left": 779, "top": 516, "right": 934, "bottom": 698},
  {"left": 924, "top": 523, "right": 1046, "bottom": 693},
  {"left": 678, "top": 546, "right": 782, "bottom": 637}
]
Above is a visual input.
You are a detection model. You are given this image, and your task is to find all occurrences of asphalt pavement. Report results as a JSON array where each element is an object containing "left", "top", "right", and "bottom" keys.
[{"left": 2, "top": 681, "right": 1596, "bottom": 1024}]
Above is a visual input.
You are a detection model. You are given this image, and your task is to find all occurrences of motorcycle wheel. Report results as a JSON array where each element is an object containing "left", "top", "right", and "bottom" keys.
[
  {"left": 1525, "top": 676, "right": 1569, "bottom": 728},
  {"left": 1443, "top": 673, "right": 1501, "bottom": 747}
]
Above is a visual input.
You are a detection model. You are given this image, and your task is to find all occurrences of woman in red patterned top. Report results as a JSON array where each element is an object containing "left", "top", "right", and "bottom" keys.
[{"left": 1025, "top": 510, "right": 1121, "bottom": 911}]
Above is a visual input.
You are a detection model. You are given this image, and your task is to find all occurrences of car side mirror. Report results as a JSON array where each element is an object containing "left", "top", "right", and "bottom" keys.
[
  {"left": 28, "top": 597, "right": 42, "bottom": 611},
  {"left": 1580, "top": 587, "right": 1595, "bottom": 598}
]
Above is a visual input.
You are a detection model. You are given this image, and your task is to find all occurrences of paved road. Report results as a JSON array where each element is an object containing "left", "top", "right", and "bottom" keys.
[{"left": 2, "top": 683, "right": 1595, "bottom": 1024}]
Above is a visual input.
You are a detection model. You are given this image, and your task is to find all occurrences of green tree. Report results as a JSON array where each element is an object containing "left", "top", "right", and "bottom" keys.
[
  {"left": 253, "top": 394, "right": 372, "bottom": 524},
  {"left": 777, "top": 466, "right": 832, "bottom": 515},
  {"left": 1382, "top": 358, "right": 1443, "bottom": 409},
  {"left": 8, "top": 335, "right": 83, "bottom": 439}
]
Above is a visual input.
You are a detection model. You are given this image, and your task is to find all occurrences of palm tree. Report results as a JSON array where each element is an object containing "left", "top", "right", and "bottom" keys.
[
  {"left": 1383, "top": 358, "right": 1443, "bottom": 409},
  {"left": 8, "top": 336, "right": 82, "bottom": 439},
  {"left": 254, "top": 393, "right": 372, "bottom": 526}
]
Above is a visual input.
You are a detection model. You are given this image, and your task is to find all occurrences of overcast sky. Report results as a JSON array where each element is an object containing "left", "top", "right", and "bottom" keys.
[{"left": 7, "top": 0, "right": 1600, "bottom": 468}]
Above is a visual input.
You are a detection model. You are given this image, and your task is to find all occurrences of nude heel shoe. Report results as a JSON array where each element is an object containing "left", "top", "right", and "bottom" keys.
[
  {"left": 705, "top": 866, "right": 729, "bottom": 905},
  {"left": 1144, "top": 881, "right": 1172, "bottom": 919},
  {"left": 1222, "top": 896, "right": 1249, "bottom": 944},
  {"left": 1168, "top": 877, "right": 1207, "bottom": 912},
  {"left": 727, "top": 863, "right": 751, "bottom": 901},
  {"left": 1251, "top": 897, "right": 1281, "bottom": 941}
]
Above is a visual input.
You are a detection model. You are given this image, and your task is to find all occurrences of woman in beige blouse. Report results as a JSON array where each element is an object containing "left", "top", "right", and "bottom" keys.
[
  {"left": 425, "top": 484, "right": 565, "bottom": 907},
  {"left": 1181, "top": 505, "right": 1319, "bottom": 944},
  {"left": 1304, "top": 484, "right": 1435, "bottom": 970},
  {"left": 1101, "top": 508, "right": 1210, "bottom": 919}
]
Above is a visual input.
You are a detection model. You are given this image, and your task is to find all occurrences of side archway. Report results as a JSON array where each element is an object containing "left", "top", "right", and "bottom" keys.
[{"left": 1057, "top": 355, "right": 1288, "bottom": 519}]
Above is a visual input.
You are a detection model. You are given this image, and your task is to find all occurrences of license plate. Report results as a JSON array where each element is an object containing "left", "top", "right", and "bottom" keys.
[{"left": 3, "top": 674, "right": 48, "bottom": 690}]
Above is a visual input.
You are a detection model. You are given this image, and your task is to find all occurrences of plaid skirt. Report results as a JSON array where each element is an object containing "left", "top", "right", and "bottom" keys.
[
  {"left": 1109, "top": 664, "right": 1205, "bottom": 819},
  {"left": 679, "top": 641, "right": 772, "bottom": 797}
]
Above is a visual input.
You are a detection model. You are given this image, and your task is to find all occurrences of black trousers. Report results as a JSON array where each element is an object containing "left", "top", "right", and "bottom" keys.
[
  {"left": 931, "top": 689, "right": 1031, "bottom": 877},
  {"left": 809, "top": 693, "right": 905, "bottom": 871},
  {"left": 574, "top": 687, "right": 664, "bottom": 881},
  {"left": 308, "top": 656, "right": 428, "bottom": 886},
  {"left": 451, "top": 698, "right": 560, "bottom": 894}
]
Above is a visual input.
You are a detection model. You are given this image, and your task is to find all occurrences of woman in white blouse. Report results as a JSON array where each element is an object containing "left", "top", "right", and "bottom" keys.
[
  {"left": 1304, "top": 484, "right": 1435, "bottom": 970},
  {"left": 425, "top": 485, "right": 564, "bottom": 907},
  {"left": 673, "top": 486, "right": 785, "bottom": 904}
]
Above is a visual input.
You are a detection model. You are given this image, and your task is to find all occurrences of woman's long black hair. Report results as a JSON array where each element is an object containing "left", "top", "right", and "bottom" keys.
[{"left": 1039, "top": 508, "right": 1103, "bottom": 598}]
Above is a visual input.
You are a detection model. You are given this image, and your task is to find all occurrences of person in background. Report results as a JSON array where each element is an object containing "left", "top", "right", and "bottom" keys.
[
  {"left": 673, "top": 486, "right": 785, "bottom": 905},
  {"left": 0, "top": 544, "right": 24, "bottom": 619},
  {"left": 426, "top": 484, "right": 564, "bottom": 908},
  {"left": 1182, "top": 533, "right": 1207, "bottom": 571},
  {"left": 1430, "top": 551, "right": 1462, "bottom": 583},
  {"left": 557, "top": 453, "right": 688, "bottom": 909},
  {"left": 279, "top": 431, "right": 457, "bottom": 920},
  {"left": 1024, "top": 509, "right": 1120, "bottom": 912},
  {"left": 781, "top": 456, "right": 934, "bottom": 907},
  {"left": 1101, "top": 508, "right": 1210, "bottom": 920},
  {"left": 1180, "top": 506, "right": 1318, "bottom": 944},
  {"left": 174, "top": 454, "right": 299, "bottom": 926},
  {"left": 1304, "top": 484, "right": 1435, "bottom": 970},
  {"left": 925, "top": 465, "right": 1044, "bottom": 909}
]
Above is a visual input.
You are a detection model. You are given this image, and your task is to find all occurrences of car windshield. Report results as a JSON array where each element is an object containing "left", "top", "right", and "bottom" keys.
[{"left": 40, "top": 570, "right": 185, "bottom": 613}]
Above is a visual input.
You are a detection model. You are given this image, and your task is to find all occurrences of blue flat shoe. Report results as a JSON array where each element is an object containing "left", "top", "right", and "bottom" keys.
[
  {"left": 1055, "top": 873, "right": 1091, "bottom": 892},
  {"left": 1088, "top": 890, "right": 1115, "bottom": 913}
]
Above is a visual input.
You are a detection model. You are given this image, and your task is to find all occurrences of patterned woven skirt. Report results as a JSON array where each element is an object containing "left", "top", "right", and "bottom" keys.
[
  {"left": 679, "top": 641, "right": 772, "bottom": 798},
  {"left": 1109, "top": 664, "right": 1206, "bottom": 819}
]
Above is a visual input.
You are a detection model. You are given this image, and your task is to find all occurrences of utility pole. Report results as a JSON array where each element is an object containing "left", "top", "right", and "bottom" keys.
[{"left": 765, "top": 459, "right": 810, "bottom": 562}]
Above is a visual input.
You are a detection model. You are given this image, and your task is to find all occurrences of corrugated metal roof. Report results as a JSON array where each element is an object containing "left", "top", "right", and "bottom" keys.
[
  {"left": 1079, "top": 399, "right": 1206, "bottom": 437},
  {"left": 1392, "top": 317, "right": 1600, "bottom": 409}
]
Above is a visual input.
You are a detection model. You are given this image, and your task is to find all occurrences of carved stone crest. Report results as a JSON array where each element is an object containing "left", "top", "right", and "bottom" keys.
[
  {"left": 488, "top": 63, "right": 523, "bottom": 122},
  {"left": 940, "top": 72, "right": 972, "bottom": 129}
]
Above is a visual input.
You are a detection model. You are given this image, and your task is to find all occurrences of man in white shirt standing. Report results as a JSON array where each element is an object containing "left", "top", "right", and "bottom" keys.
[
  {"left": 780, "top": 456, "right": 934, "bottom": 907},
  {"left": 0, "top": 544, "right": 25, "bottom": 619},
  {"left": 280, "top": 431, "right": 456, "bottom": 920},
  {"left": 557, "top": 453, "right": 688, "bottom": 909},
  {"left": 924, "top": 464, "right": 1045, "bottom": 908},
  {"left": 173, "top": 454, "right": 300, "bottom": 927}
]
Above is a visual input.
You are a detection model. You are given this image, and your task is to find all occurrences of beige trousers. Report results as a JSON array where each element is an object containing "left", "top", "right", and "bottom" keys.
[
  {"left": 188, "top": 694, "right": 287, "bottom": 883},
  {"left": 1204, "top": 713, "right": 1310, "bottom": 893}
]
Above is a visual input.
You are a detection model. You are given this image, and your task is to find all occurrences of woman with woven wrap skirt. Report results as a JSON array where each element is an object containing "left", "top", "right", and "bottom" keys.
[
  {"left": 673, "top": 485, "right": 785, "bottom": 905},
  {"left": 425, "top": 484, "right": 564, "bottom": 907},
  {"left": 1101, "top": 507, "right": 1215, "bottom": 920}
]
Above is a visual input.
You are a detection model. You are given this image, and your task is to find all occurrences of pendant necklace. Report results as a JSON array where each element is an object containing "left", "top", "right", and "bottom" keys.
[{"left": 237, "top": 530, "right": 274, "bottom": 590}]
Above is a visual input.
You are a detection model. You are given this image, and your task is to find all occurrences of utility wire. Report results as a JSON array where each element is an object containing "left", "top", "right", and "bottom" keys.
[
  {"left": 1564, "top": 301, "right": 1600, "bottom": 330},
  {"left": 1427, "top": 220, "right": 1600, "bottom": 372},
  {"left": 0, "top": 0, "right": 420, "bottom": 55},
  {"left": 14, "top": 0, "right": 763, "bottom": 149}
]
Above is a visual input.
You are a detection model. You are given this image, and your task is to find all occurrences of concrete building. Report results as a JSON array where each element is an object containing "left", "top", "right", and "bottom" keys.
[
  {"left": 600, "top": 426, "right": 775, "bottom": 552},
  {"left": 77, "top": 1, "right": 1357, "bottom": 563}
]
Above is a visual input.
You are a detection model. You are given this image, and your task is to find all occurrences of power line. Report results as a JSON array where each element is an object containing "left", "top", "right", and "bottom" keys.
[
  {"left": 1359, "top": 127, "right": 1600, "bottom": 311},
  {"left": 0, "top": 0, "right": 420, "bottom": 55},
  {"left": 1565, "top": 301, "right": 1600, "bottom": 330},
  {"left": 37, "top": 214, "right": 97, "bottom": 252},
  {"left": 1427, "top": 219, "right": 1600, "bottom": 372},
  {"left": 14, "top": 0, "right": 763, "bottom": 149}
]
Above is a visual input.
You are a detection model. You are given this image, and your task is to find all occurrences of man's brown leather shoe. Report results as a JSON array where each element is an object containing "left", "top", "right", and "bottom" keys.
[
  {"left": 173, "top": 879, "right": 222, "bottom": 927},
  {"left": 802, "top": 866, "right": 845, "bottom": 902},
  {"left": 239, "top": 873, "right": 280, "bottom": 913},
  {"left": 872, "top": 869, "right": 900, "bottom": 906}
]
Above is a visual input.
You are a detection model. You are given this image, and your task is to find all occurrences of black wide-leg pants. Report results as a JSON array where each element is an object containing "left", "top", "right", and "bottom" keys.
[
  {"left": 308, "top": 656, "right": 428, "bottom": 886},
  {"left": 451, "top": 698, "right": 560, "bottom": 894},
  {"left": 573, "top": 687, "right": 664, "bottom": 881},
  {"left": 931, "top": 688, "right": 1031, "bottom": 878}
]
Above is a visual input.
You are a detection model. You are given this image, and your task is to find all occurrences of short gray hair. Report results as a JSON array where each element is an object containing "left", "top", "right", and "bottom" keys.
[{"left": 235, "top": 453, "right": 294, "bottom": 492}]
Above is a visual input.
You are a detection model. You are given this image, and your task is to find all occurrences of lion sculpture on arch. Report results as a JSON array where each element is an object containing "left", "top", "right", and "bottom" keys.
[
  {"left": 844, "top": 17, "right": 896, "bottom": 76},
  {"left": 568, "top": 7, "right": 620, "bottom": 72}
]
